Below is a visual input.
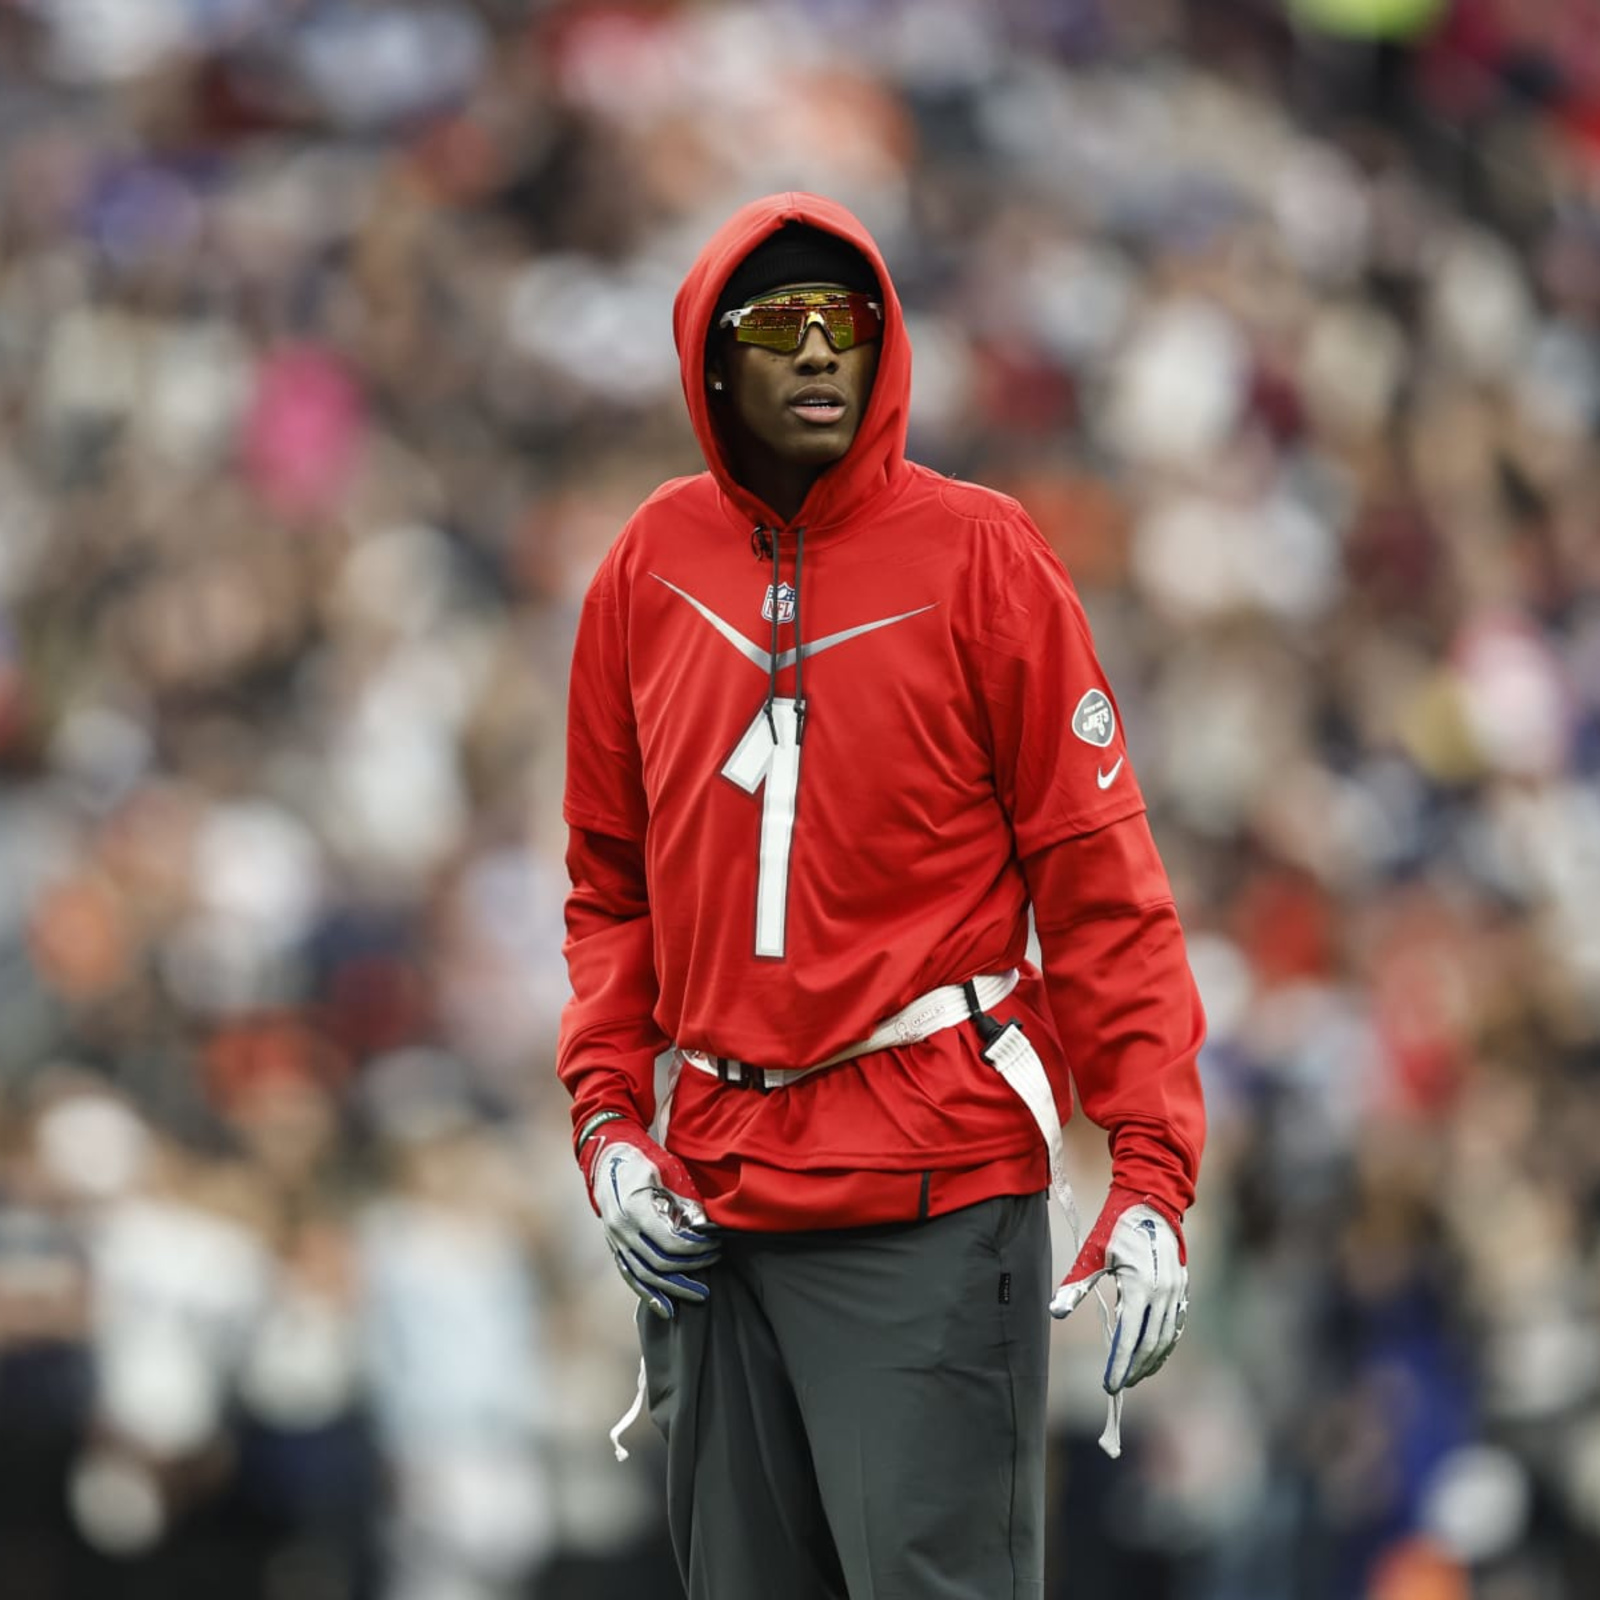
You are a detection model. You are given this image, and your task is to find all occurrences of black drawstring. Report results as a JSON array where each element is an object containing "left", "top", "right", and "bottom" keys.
[
  {"left": 760, "top": 526, "right": 780, "bottom": 740},
  {"left": 792, "top": 524, "right": 807, "bottom": 744},
  {"left": 751, "top": 521, "right": 807, "bottom": 746}
]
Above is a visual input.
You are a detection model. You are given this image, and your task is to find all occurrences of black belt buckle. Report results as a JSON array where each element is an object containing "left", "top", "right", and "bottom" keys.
[{"left": 714, "top": 1057, "right": 769, "bottom": 1093}]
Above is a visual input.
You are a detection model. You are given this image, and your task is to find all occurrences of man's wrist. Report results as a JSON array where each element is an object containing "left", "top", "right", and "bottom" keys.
[
  {"left": 577, "top": 1110, "right": 637, "bottom": 1189},
  {"left": 576, "top": 1109, "right": 629, "bottom": 1156},
  {"left": 1107, "top": 1184, "right": 1186, "bottom": 1262}
]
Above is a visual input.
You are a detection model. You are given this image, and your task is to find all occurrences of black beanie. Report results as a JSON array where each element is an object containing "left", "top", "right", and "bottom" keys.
[{"left": 714, "top": 224, "right": 879, "bottom": 321}]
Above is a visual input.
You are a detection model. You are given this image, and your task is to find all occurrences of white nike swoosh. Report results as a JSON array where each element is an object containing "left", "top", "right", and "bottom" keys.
[
  {"left": 651, "top": 576, "right": 769, "bottom": 669},
  {"left": 1097, "top": 757, "right": 1124, "bottom": 789},
  {"left": 651, "top": 574, "right": 935, "bottom": 670}
]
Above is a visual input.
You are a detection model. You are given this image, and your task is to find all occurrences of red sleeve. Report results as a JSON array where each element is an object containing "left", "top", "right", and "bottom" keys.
[
  {"left": 1023, "top": 813, "right": 1206, "bottom": 1222},
  {"left": 967, "top": 513, "right": 1145, "bottom": 855},
  {"left": 964, "top": 510, "right": 1204, "bottom": 1220},
  {"left": 563, "top": 545, "right": 649, "bottom": 840},
  {"left": 556, "top": 549, "right": 668, "bottom": 1151}
]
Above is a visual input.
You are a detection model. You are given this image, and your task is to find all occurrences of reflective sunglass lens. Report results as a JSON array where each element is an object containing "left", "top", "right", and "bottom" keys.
[
  {"left": 736, "top": 300, "right": 876, "bottom": 352},
  {"left": 742, "top": 309, "right": 812, "bottom": 350},
  {"left": 726, "top": 295, "right": 882, "bottom": 354}
]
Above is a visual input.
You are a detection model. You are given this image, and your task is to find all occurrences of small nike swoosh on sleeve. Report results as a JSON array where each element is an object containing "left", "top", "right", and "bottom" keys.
[{"left": 1096, "top": 757, "right": 1125, "bottom": 789}]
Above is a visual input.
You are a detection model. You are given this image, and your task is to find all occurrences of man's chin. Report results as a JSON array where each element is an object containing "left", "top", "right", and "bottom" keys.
[{"left": 781, "top": 428, "right": 856, "bottom": 466}]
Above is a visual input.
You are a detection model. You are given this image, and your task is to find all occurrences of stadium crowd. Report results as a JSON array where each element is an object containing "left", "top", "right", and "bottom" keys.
[{"left": 1, "top": 0, "right": 1598, "bottom": 1596}]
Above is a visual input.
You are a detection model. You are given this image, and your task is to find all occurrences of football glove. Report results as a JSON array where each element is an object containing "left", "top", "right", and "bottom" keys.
[
  {"left": 584, "top": 1121, "right": 720, "bottom": 1319},
  {"left": 1051, "top": 1187, "right": 1188, "bottom": 1393}
]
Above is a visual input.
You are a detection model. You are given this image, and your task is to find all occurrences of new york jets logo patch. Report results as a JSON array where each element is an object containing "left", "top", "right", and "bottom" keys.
[
  {"left": 1071, "top": 688, "right": 1116, "bottom": 748},
  {"left": 761, "top": 582, "right": 796, "bottom": 624}
]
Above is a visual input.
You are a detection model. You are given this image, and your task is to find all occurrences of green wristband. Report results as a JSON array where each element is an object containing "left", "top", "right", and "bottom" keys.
[{"left": 576, "top": 1109, "right": 627, "bottom": 1154}]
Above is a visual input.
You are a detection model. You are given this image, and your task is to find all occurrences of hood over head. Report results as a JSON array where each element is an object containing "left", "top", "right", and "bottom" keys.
[
  {"left": 673, "top": 192, "right": 911, "bottom": 532},
  {"left": 713, "top": 224, "right": 880, "bottom": 322}
]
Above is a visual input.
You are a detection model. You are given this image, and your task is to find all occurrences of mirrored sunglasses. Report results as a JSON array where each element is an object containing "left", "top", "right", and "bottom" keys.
[{"left": 718, "top": 290, "right": 884, "bottom": 354}]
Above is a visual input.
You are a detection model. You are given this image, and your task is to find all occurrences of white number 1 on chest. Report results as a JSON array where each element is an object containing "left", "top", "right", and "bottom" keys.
[{"left": 721, "top": 698, "right": 802, "bottom": 959}]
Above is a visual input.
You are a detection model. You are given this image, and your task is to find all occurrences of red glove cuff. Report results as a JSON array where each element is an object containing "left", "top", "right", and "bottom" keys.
[
  {"left": 577, "top": 1117, "right": 705, "bottom": 1214},
  {"left": 1066, "top": 1183, "right": 1188, "bottom": 1281}
]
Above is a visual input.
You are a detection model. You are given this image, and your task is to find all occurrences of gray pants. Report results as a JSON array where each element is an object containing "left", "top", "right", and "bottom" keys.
[{"left": 641, "top": 1191, "right": 1051, "bottom": 1600}]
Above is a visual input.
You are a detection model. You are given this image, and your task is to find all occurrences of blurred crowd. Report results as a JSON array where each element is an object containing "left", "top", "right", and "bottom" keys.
[{"left": 1, "top": 0, "right": 1599, "bottom": 1596}]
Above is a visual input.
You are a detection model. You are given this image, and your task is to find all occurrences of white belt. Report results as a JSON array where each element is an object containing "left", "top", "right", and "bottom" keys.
[
  {"left": 613, "top": 966, "right": 1126, "bottom": 1462},
  {"left": 678, "top": 967, "right": 1022, "bottom": 1092}
]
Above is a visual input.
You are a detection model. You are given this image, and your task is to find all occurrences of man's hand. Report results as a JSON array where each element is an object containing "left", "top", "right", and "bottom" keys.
[
  {"left": 1051, "top": 1189, "right": 1188, "bottom": 1392},
  {"left": 586, "top": 1124, "right": 720, "bottom": 1319}
]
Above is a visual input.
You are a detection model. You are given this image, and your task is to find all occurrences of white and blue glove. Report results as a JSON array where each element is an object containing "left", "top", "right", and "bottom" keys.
[
  {"left": 1051, "top": 1191, "right": 1188, "bottom": 1393},
  {"left": 584, "top": 1121, "right": 720, "bottom": 1319}
]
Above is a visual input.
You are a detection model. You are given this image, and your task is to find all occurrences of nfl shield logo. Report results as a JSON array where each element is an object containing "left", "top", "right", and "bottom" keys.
[
  {"left": 1071, "top": 689, "right": 1116, "bottom": 748},
  {"left": 762, "top": 583, "right": 797, "bottom": 624}
]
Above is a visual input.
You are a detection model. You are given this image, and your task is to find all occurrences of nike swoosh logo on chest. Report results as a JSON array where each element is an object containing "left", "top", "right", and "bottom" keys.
[{"left": 650, "top": 574, "right": 936, "bottom": 670}]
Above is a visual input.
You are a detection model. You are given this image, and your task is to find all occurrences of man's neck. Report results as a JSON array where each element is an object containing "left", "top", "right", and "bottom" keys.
[{"left": 738, "top": 458, "right": 820, "bottom": 527}]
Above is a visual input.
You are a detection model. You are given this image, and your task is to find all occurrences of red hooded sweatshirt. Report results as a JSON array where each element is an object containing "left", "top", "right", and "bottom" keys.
[{"left": 558, "top": 192, "right": 1205, "bottom": 1231}]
